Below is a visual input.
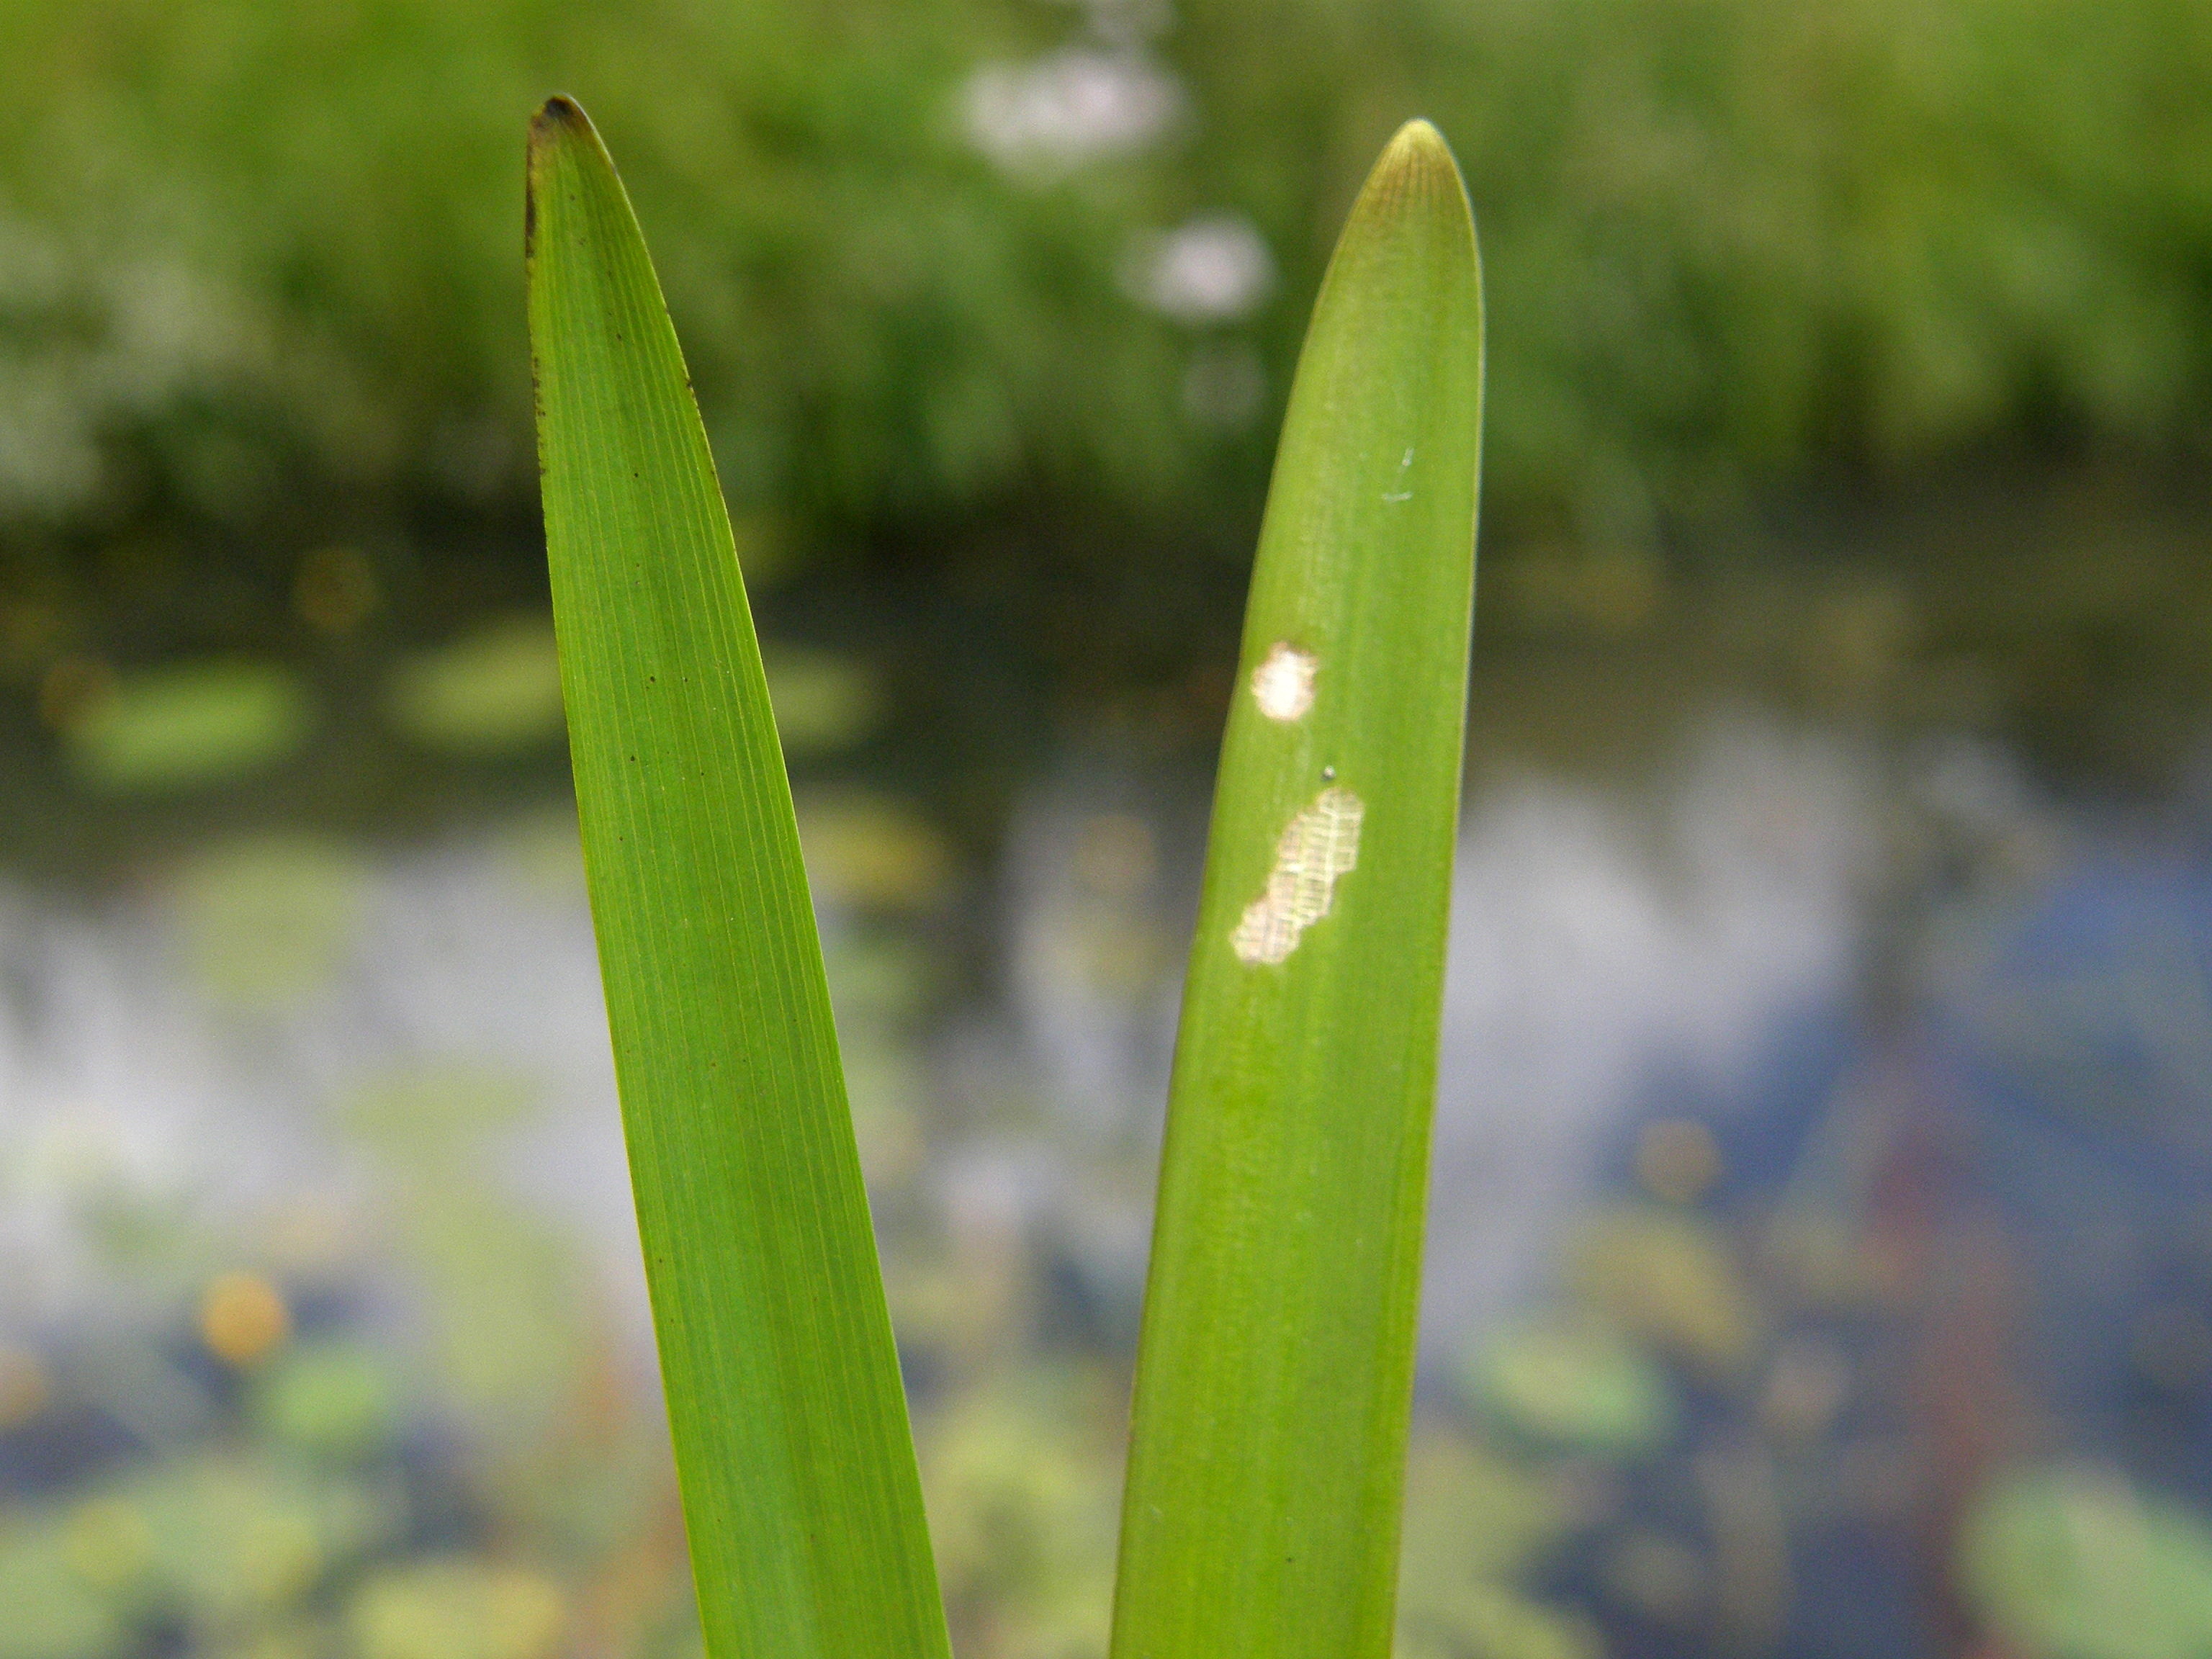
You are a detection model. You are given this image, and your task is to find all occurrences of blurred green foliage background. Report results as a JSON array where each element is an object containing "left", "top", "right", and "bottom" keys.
[{"left": 5, "top": 0, "right": 2212, "bottom": 667}]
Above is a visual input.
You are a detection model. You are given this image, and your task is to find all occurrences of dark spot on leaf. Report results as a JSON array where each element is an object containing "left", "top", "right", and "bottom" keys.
[{"left": 532, "top": 94, "right": 589, "bottom": 135}]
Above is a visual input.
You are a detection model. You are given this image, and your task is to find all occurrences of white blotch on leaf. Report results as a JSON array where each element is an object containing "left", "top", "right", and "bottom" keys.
[
  {"left": 1231, "top": 786, "right": 1364, "bottom": 964},
  {"left": 1251, "top": 643, "right": 1316, "bottom": 721}
]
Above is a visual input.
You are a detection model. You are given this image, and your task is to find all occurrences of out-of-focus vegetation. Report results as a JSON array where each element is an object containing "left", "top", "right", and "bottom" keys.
[{"left": 4, "top": 0, "right": 2212, "bottom": 670}]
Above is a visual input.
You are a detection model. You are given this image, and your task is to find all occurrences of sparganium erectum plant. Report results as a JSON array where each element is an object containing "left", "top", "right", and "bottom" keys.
[{"left": 526, "top": 95, "right": 1482, "bottom": 1659}]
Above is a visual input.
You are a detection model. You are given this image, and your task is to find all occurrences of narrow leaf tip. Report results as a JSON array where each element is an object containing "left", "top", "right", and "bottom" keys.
[
  {"left": 525, "top": 97, "right": 601, "bottom": 261},
  {"left": 1385, "top": 117, "right": 1448, "bottom": 158},
  {"left": 531, "top": 94, "right": 590, "bottom": 143},
  {"left": 1364, "top": 118, "right": 1467, "bottom": 220}
]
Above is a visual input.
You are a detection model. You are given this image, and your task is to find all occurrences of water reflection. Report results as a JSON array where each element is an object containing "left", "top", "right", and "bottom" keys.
[{"left": 1, "top": 710, "right": 2209, "bottom": 1657}]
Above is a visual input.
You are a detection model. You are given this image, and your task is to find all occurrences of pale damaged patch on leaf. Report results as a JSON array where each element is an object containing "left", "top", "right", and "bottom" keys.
[
  {"left": 1251, "top": 643, "right": 1316, "bottom": 721},
  {"left": 1231, "top": 786, "right": 1364, "bottom": 964}
]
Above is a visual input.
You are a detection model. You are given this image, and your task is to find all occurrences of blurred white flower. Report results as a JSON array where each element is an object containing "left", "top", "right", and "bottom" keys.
[
  {"left": 963, "top": 50, "right": 1183, "bottom": 173},
  {"left": 1128, "top": 215, "right": 1275, "bottom": 323}
]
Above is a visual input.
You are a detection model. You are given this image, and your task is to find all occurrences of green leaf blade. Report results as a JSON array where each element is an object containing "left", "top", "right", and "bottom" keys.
[
  {"left": 1112, "top": 120, "right": 1483, "bottom": 1659},
  {"left": 526, "top": 96, "right": 948, "bottom": 1659}
]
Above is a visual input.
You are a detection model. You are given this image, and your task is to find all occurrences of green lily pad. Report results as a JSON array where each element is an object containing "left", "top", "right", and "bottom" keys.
[
  {"left": 387, "top": 616, "right": 565, "bottom": 755},
  {"left": 1398, "top": 1426, "right": 1578, "bottom": 1593},
  {"left": 1961, "top": 1462, "right": 2212, "bottom": 1659},
  {"left": 761, "top": 642, "right": 881, "bottom": 756},
  {"left": 793, "top": 791, "right": 953, "bottom": 910},
  {"left": 65, "top": 660, "right": 310, "bottom": 792},
  {"left": 171, "top": 836, "right": 368, "bottom": 1010},
  {"left": 348, "top": 1560, "right": 567, "bottom": 1659},
  {"left": 0, "top": 1523, "right": 122, "bottom": 1659},
  {"left": 1568, "top": 1207, "right": 1763, "bottom": 1378},
  {"left": 329, "top": 1066, "right": 580, "bottom": 1429},
  {"left": 1461, "top": 1319, "right": 1676, "bottom": 1457},
  {"left": 333, "top": 1066, "right": 539, "bottom": 1157},
  {"left": 152, "top": 1460, "right": 390, "bottom": 1624},
  {"left": 253, "top": 1342, "right": 403, "bottom": 1462},
  {"left": 917, "top": 1375, "right": 1120, "bottom": 1659},
  {"left": 62, "top": 1455, "right": 394, "bottom": 1632}
]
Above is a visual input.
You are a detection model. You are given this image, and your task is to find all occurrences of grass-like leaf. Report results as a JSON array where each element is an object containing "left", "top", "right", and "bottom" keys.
[
  {"left": 526, "top": 96, "right": 950, "bottom": 1659},
  {"left": 1110, "top": 120, "right": 1484, "bottom": 1659}
]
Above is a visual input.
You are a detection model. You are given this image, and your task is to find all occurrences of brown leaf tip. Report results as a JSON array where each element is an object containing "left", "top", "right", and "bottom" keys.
[
  {"left": 530, "top": 95, "right": 590, "bottom": 147},
  {"left": 525, "top": 99, "right": 585, "bottom": 258}
]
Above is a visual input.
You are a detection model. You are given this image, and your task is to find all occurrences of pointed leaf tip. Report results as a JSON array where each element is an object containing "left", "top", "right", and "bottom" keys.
[
  {"left": 526, "top": 96, "right": 950, "bottom": 1659},
  {"left": 531, "top": 94, "right": 590, "bottom": 142},
  {"left": 1386, "top": 117, "right": 1447, "bottom": 156},
  {"left": 526, "top": 96, "right": 601, "bottom": 205},
  {"left": 1362, "top": 118, "right": 1470, "bottom": 222},
  {"left": 1109, "top": 109, "right": 1481, "bottom": 1659}
]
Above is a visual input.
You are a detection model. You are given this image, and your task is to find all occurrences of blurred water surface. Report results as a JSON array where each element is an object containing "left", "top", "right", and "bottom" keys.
[{"left": 3, "top": 611, "right": 2211, "bottom": 1658}]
